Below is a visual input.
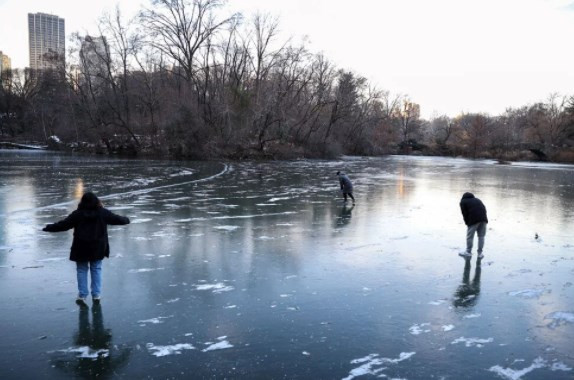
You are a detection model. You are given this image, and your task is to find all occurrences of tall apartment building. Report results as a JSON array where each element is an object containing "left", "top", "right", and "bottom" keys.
[
  {"left": 0, "top": 51, "right": 11, "bottom": 88},
  {"left": 79, "top": 36, "right": 109, "bottom": 83},
  {"left": 28, "top": 12, "right": 65, "bottom": 70}
]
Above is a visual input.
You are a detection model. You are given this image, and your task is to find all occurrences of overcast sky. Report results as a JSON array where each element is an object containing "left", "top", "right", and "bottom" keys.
[{"left": 1, "top": 0, "right": 573, "bottom": 118}]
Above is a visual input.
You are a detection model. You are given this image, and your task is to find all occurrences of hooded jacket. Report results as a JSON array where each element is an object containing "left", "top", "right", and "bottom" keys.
[
  {"left": 43, "top": 208, "right": 130, "bottom": 262},
  {"left": 460, "top": 192, "right": 488, "bottom": 226}
]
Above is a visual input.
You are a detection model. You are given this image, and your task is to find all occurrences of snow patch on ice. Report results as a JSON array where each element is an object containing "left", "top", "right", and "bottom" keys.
[
  {"left": 58, "top": 346, "right": 109, "bottom": 360},
  {"left": 131, "top": 218, "right": 152, "bottom": 224},
  {"left": 489, "top": 357, "right": 546, "bottom": 379},
  {"left": 429, "top": 299, "right": 447, "bottom": 305},
  {"left": 508, "top": 289, "right": 548, "bottom": 299},
  {"left": 409, "top": 323, "right": 431, "bottom": 335},
  {"left": 268, "top": 197, "right": 291, "bottom": 202},
  {"left": 138, "top": 316, "right": 173, "bottom": 325},
  {"left": 202, "top": 340, "right": 233, "bottom": 352},
  {"left": 195, "top": 283, "right": 235, "bottom": 293},
  {"left": 544, "top": 311, "right": 574, "bottom": 328},
  {"left": 463, "top": 313, "right": 481, "bottom": 319},
  {"left": 343, "top": 352, "right": 415, "bottom": 380},
  {"left": 147, "top": 343, "right": 195, "bottom": 357},
  {"left": 129, "top": 267, "right": 165, "bottom": 273},
  {"left": 442, "top": 325, "right": 455, "bottom": 331},
  {"left": 213, "top": 225, "right": 240, "bottom": 231},
  {"left": 551, "top": 362, "right": 572, "bottom": 371},
  {"left": 451, "top": 337, "right": 493, "bottom": 347}
]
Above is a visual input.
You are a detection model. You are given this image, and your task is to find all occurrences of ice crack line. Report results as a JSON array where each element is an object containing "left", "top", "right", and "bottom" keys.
[{"left": 1, "top": 163, "right": 230, "bottom": 217}]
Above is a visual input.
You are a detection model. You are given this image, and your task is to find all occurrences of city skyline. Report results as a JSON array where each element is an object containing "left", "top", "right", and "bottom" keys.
[{"left": 0, "top": 0, "right": 573, "bottom": 118}]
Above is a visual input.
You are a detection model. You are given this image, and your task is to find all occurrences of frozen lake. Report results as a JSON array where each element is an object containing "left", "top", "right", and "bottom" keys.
[{"left": 0, "top": 150, "right": 573, "bottom": 379}]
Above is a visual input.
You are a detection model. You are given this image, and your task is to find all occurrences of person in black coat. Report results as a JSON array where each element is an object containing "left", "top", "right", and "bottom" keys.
[
  {"left": 43, "top": 192, "right": 130, "bottom": 305},
  {"left": 459, "top": 192, "right": 488, "bottom": 259}
]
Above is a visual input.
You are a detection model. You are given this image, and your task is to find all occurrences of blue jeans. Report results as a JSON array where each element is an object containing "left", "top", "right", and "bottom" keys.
[
  {"left": 466, "top": 222, "right": 487, "bottom": 253},
  {"left": 76, "top": 260, "right": 103, "bottom": 298}
]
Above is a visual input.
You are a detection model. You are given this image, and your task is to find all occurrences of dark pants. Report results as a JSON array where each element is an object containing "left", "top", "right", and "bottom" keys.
[{"left": 343, "top": 192, "right": 355, "bottom": 202}]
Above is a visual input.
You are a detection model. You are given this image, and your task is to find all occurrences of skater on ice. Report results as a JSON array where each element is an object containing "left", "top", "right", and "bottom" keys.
[
  {"left": 337, "top": 171, "right": 355, "bottom": 205},
  {"left": 42, "top": 192, "right": 130, "bottom": 306},
  {"left": 459, "top": 192, "right": 488, "bottom": 259}
]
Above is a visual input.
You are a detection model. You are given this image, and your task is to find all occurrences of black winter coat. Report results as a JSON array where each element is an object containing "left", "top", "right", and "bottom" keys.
[
  {"left": 43, "top": 208, "right": 130, "bottom": 262},
  {"left": 460, "top": 192, "right": 488, "bottom": 226}
]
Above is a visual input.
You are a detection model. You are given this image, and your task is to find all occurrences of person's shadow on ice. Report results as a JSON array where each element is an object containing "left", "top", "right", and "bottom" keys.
[
  {"left": 335, "top": 204, "right": 355, "bottom": 228},
  {"left": 453, "top": 258, "right": 482, "bottom": 309},
  {"left": 52, "top": 304, "right": 130, "bottom": 379}
]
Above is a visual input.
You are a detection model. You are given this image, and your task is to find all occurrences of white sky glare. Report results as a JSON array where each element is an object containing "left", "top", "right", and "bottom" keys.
[{"left": 1, "top": 0, "right": 573, "bottom": 118}]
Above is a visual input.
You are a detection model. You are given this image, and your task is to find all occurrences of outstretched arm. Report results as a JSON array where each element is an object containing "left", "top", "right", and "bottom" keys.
[
  {"left": 103, "top": 209, "right": 130, "bottom": 225},
  {"left": 43, "top": 212, "right": 79, "bottom": 232}
]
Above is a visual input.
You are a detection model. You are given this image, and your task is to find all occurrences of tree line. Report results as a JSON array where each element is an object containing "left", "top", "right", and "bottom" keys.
[{"left": 1, "top": 0, "right": 573, "bottom": 161}]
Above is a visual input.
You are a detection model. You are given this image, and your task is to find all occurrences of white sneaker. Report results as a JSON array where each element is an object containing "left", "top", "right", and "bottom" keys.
[
  {"left": 477, "top": 253, "right": 484, "bottom": 259},
  {"left": 458, "top": 251, "right": 472, "bottom": 258}
]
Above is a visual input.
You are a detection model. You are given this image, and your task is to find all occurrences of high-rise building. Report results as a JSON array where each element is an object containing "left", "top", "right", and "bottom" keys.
[
  {"left": 0, "top": 51, "right": 11, "bottom": 89},
  {"left": 79, "top": 36, "right": 109, "bottom": 88},
  {"left": 28, "top": 12, "right": 65, "bottom": 70}
]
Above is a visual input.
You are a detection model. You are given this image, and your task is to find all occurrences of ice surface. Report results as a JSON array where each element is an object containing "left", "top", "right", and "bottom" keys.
[{"left": 2, "top": 153, "right": 574, "bottom": 379}]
